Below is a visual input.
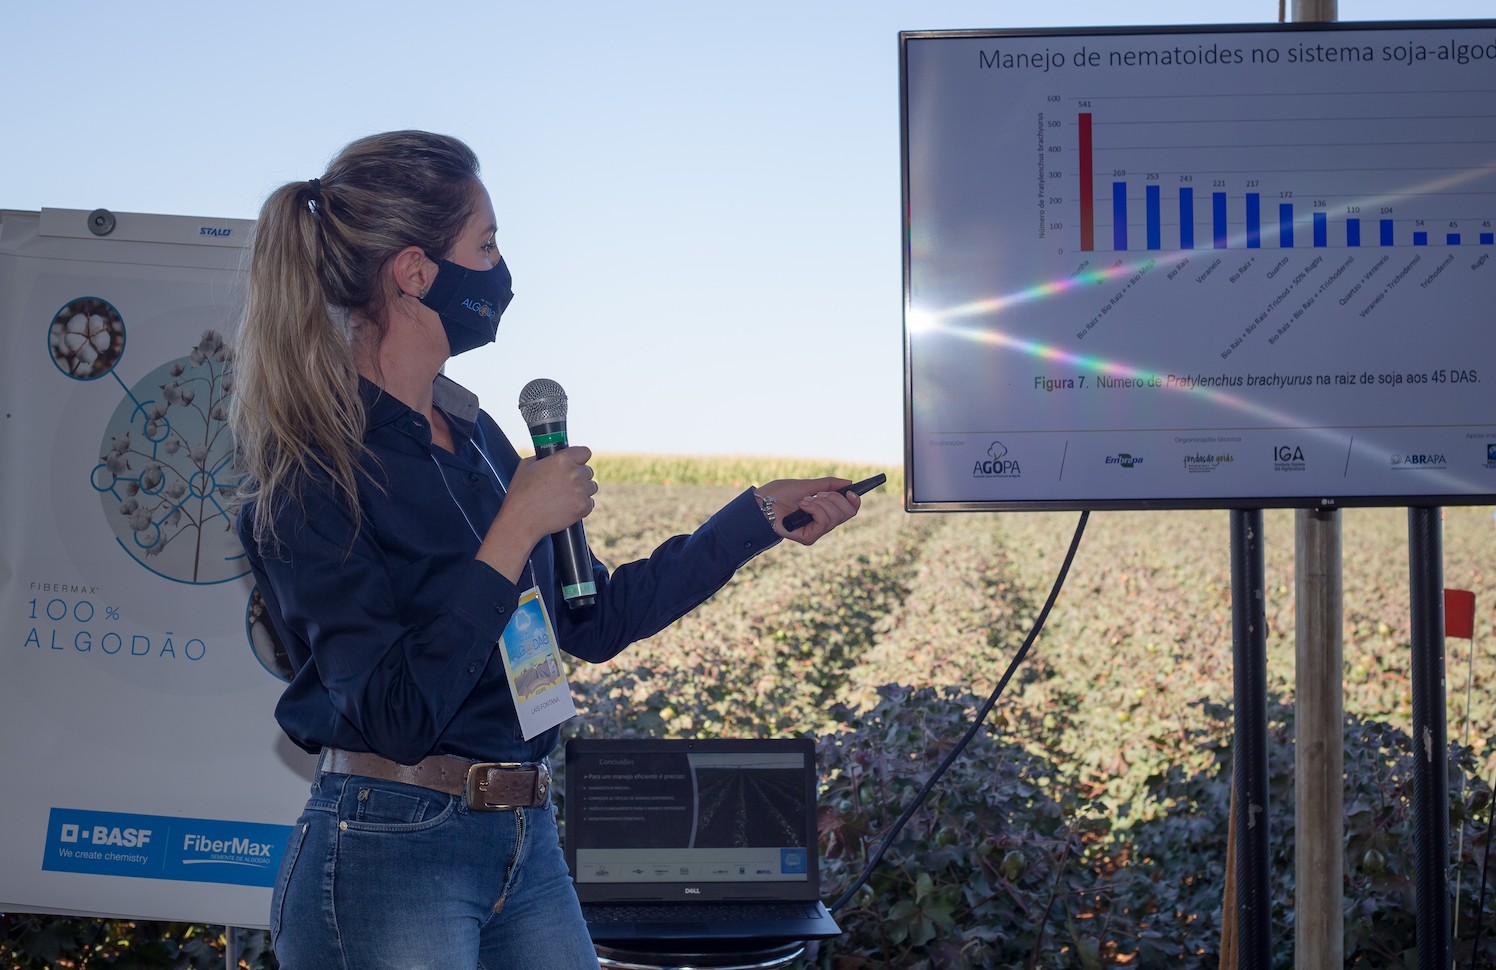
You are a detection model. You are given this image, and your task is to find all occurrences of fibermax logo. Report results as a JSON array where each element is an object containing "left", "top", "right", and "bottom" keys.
[
  {"left": 181, "top": 832, "right": 276, "bottom": 863},
  {"left": 972, "top": 441, "right": 1020, "bottom": 477}
]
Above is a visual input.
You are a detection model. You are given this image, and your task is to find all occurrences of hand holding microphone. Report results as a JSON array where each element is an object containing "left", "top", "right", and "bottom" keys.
[{"left": 518, "top": 378, "right": 597, "bottom": 608}]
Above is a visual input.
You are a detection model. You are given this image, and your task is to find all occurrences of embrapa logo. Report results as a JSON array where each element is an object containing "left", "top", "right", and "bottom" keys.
[
  {"left": 972, "top": 441, "right": 1020, "bottom": 478},
  {"left": 1105, "top": 453, "right": 1142, "bottom": 468}
]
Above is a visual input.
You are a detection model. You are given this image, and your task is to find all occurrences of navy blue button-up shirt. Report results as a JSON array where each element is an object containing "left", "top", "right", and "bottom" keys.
[{"left": 239, "top": 375, "right": 779, "bottom": 765}]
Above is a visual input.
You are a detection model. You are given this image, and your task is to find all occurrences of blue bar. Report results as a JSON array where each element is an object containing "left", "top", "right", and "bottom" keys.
[
  {"left": 1381, "top": 220, "right": 1394, "bottom": 246},
  {"left": 1280, "top": 204, "right": 1294, "bottom": 248},
  {"left": 1213, "top": 192, "right": 1227, "bottom": 249},
  {"left": 1179, "top": 187, "right": 1194, "bottom": 249},
  {"left": 1347, "top": 219, "right": 1361, "bottom": 247},
  {"left": 1313, "top": 212, "right": 1327, "bottom": 248},
  {"left": 1113, "top": 182, "right": 1127, "bottom": 251},
  {"left": 1146, "top": 185, "right": 1161, "bottom": 250},
  {"left": 1414, "top": 231, "right": 1428, "bottom": 246},
  {"left": 1483, "top": 232, "right": 1495, "bottom": 245},
  {"left": 1447, "top": 233, "right": 1461, "bottom": 245},
  {"left": 1246, "top": 193, "right": 1261, "bottom": 248}
]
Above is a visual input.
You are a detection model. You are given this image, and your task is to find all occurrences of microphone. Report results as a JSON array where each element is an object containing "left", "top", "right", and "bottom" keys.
[{"left": 517, "top": 378, "right": 596, "bottom": 609}]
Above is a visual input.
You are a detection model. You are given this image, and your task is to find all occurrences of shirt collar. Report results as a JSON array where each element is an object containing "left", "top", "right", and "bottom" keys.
[{"left": 359, "top": 373, "right": 482, "bottom": 440}]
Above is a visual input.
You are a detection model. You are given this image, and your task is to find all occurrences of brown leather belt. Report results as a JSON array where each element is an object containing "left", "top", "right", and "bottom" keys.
[{"left": 320, "top": 747, "right": 551, "bottom": 811}]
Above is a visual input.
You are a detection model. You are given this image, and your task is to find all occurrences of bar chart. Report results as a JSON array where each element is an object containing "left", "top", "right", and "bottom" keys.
[{"left": 1071, "top": 91, "right": 1496, "bottom": 254}]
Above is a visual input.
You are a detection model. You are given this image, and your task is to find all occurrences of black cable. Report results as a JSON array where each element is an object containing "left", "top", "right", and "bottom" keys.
[{"left": 828, "top": 510, "right": 1089, "bottom": 915}]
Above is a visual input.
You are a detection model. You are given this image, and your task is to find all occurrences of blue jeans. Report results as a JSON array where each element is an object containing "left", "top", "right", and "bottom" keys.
[{"left": 270, "top": 770, "right": 598, "bottom": 969}]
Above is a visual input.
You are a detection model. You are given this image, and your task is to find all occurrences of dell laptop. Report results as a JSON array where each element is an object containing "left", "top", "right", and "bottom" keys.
[{"left": 563, "top": 736, "right": 842, "bottom": 943}]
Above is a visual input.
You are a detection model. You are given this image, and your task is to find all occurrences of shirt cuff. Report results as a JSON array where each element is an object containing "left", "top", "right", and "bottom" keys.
[
  {"left": 718, "top": 487, "right": 783, "bottom": 562},
  {"left": 447, "top": 557, "right": 525, "bottom": 643}
]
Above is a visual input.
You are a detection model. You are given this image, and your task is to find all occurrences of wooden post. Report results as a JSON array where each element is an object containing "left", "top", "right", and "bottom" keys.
[
  {"left": 1285, "top": 4, "right": 1342, "bottom": 964},
  {"left": 1294, "top": 510, "right": 1343, "bottom": 969}
]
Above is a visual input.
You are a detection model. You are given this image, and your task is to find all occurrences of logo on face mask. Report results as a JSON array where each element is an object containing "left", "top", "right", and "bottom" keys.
[{"left": 420, "top": 257, "right": 514, "bottom": 356}]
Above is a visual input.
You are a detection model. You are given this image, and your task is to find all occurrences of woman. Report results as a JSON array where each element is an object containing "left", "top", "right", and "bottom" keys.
[{"left": 230, "top": 130, "right": 861, "bottom": 969}]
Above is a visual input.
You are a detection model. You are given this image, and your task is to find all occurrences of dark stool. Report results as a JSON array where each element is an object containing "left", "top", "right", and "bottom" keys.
[{"left": 594, "top": 939, "right": 809, "bottom": 970}]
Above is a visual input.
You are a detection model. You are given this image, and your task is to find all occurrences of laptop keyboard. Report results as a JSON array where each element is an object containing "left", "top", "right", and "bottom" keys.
[{"left": 584, "top": 901, "right": 822, "bottom": 923}]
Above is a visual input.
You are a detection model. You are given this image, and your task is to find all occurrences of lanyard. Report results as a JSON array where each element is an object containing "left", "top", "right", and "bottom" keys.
[{"left": 428, "top": 413, "right": 534, "bottom": 588}]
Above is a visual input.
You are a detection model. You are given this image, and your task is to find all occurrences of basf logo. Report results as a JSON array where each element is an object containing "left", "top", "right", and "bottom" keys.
[
  {"left": 43, "top": 808, "right": 290, "bottom": 887},
  {"left": 973, "top": 441, "right": 1020, "bottom": 478}
]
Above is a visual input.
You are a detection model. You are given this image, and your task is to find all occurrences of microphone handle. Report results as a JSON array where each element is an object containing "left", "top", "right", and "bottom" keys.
[{"left": 531, "top": 426, "right": 597, "bottom": 608}]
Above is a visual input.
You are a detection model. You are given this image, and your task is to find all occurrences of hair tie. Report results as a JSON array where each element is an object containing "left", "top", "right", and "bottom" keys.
[{"left": 304, "top": 177, "right": 323, "bottom": 213}]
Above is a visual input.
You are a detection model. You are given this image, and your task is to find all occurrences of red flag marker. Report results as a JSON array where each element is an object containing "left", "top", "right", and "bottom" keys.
[{"left": 1445, "top": 589, "right": 1475, "bottom": 640}]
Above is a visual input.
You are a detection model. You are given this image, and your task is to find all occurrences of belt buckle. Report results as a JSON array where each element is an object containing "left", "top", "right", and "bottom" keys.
[{"left": 464, "top": 761, "right": 549, "bottom": 811}]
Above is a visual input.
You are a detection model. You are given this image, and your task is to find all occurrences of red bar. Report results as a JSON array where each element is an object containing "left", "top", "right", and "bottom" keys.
[{"left": 1079, "top": 112, "right": 1094, "bottom": 252}]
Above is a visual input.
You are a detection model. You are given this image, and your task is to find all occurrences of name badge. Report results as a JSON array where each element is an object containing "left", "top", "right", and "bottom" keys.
[{"left": 497, "top": 586, "right": 577, "bottom": 740}]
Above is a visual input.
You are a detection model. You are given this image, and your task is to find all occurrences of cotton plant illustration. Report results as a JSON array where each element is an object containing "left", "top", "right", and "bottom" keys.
[{"left": 92, "top": 329, "right": 246, "bottom": 585}]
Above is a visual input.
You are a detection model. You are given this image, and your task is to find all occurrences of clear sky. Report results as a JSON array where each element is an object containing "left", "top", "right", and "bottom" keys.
[{"left": 3, "top": 0, "right": 1487, "bottom": 466}]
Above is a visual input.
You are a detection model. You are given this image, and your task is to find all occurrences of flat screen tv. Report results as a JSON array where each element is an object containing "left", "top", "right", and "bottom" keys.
[{"left": 902, "top": 20, "right": 1496, "bottom": 511}]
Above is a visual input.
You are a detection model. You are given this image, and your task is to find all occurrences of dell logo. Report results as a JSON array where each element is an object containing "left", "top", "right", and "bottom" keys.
[{"left": 684, "top": 887, "right": 702, "bottom": 895}]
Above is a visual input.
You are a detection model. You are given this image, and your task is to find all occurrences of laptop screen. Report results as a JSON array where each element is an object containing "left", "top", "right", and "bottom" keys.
[{"left": 564, "top": 737, "right": 821, "bottom": 903}]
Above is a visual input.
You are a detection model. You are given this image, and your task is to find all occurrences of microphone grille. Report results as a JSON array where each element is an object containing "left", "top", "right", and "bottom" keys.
[{"left": 518, "top": 378, "right": 568, "bottom": 425}]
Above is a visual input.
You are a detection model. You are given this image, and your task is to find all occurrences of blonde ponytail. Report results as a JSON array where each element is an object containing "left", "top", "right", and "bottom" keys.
[{"left": 231, "top": 131, "right": 482, "bottom": 548}]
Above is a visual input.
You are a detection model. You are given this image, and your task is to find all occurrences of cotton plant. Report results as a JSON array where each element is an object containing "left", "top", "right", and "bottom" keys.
[{"left": 95, "top": 329, "right": 239, "bottom": 580}]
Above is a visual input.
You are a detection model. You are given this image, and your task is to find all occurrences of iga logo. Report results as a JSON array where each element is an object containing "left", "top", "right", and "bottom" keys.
[
  {"left": 1273, "top": 445, "right": 1306, "bottom": 471},
  {"left": 972, "top": 441, "right": 1021, "bottom": 478}
]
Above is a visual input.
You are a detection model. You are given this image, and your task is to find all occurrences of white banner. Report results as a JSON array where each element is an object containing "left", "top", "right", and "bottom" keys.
[{"left": 0, "top": 208, "right": 315, "bottom": 927}]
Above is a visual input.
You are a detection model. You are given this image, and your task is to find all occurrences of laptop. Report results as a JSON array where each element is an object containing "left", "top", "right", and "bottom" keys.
[{"left": 563, "top": 736, "right": 842, "bottom": 944}]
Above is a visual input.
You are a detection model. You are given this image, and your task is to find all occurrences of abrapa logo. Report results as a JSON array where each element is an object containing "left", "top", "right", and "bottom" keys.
[
  {"left": 972, "top": 441, "right": 1020, "bottom": 478},
  {"left": 1391, "top": 452, "right": 1447, "bottom": 469}
]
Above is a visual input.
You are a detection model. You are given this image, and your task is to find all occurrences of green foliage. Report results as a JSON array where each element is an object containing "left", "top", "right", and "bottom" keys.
[
  {"left": 0, "top": 917, "right": 271, "bottom": 969},
  {"left": 7, "top": 467, "right": 1494, "bottom": 969},
  {"left": 813, "top": 685, "right": 1111, "bottom": 969}
]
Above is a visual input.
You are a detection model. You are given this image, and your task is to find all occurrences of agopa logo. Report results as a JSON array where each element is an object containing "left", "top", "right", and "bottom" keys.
[{"left": 972, "top": 441, "right": 1020, "bottom": 478}]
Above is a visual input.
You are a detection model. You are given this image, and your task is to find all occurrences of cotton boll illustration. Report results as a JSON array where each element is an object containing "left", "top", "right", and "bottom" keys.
[{"left": 48, "top": 297, "right": 125, "bottom": 380}]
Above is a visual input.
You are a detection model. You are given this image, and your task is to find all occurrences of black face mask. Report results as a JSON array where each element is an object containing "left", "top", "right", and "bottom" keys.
[{"left": 418, "top": 256, "right": 514, "bottom": 356}]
